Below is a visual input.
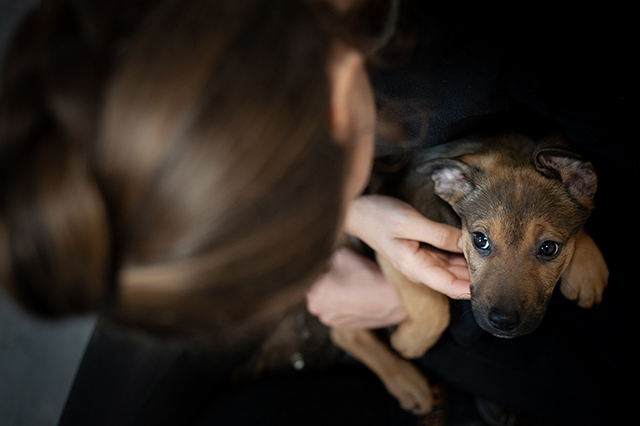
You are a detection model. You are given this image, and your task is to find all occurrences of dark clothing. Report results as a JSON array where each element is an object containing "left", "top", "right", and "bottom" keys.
[
  {"left": 60, "top": 2, "right": 638, "bottom": 426},
  {"left": 369, "top": 2, "right": 638, "bottom": 425}
]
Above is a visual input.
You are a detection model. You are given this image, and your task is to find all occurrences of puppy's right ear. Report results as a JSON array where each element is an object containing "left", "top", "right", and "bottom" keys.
[{"left": 416, "top": 158, "right": 479, "bottom": 205}]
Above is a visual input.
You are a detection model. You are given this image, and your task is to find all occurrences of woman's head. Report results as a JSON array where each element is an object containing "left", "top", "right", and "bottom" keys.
[{"left": 0, "top": 0, "right": 381, "bottom": 337}]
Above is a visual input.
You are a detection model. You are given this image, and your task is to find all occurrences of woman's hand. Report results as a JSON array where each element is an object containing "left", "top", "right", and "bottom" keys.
[
  {"left": 307, "top": 247, "right": 407, "bottom": 329},
  {"left": 345, "top": 195, "right": 471, "bottom": 299}
]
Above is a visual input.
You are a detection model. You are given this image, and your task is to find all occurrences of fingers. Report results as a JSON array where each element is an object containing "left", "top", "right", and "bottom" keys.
[
  {"left": 448, "top": 254, "right": 468, "bottom": 267},
  {"left": 398, "top": 211, "right": 464, "bottom": 254},
  {"left": 306, "top": 248, "right": 408, "bottom": 329},
  {"left": 345, "top": 195, "right": 463, "bottom": 254},
  {"left": 394, "top": 243, "right": 471, "bottom": 299},
  {"left": 412, "top": 266, "right": 470, "bottom": 300},
  {"left": 403, "top": 263, "right": 471, "bottom": 299}
]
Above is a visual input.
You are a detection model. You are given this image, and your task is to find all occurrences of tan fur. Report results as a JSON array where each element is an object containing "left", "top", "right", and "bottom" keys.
[
  {"left": 331, "top": 328, "right": 433, "bottom": 413},
  {"left": 561, "top": 228, "right": 609, "bottom": 307},
  {"left": 331, "top": 132, "right": 608, "bottom": 413},
  {"left": 377, "top": 254, "right": 450, "bottom": 358},
  {"left": 331, "top": 254, "right": 448, "bottom": 414}
]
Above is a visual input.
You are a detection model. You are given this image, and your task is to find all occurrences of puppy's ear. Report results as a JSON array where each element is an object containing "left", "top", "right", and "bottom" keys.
[
  {"left": 534, "top": 148, "right": 597, "bottom": 209},
  {"left": 416, "top": 158, "right": 478, "bottom": 205}
]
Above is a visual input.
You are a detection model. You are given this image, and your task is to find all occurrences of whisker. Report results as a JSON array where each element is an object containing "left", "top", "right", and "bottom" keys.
[
  {"left": 460, "top": 307, "right": 473, "bottom": 318},
  {"left": 450, "top": 294, "right": 473, "bottom": 318}
]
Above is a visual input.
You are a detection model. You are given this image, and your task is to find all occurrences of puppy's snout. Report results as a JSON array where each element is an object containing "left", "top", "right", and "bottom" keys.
[{"left": 487, "top": 308, "right": 520, "bottom": 332}]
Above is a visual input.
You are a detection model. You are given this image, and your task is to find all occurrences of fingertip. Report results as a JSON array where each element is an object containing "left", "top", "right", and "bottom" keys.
[
  {"left": 438, "top": 224, "right": 464, "bottom": 253},
  {"left": 439, "top": 224, "right": 464, "bottom": 253},
  {"left": 451, "top": 279, "right": 471, "bottom": 300}
]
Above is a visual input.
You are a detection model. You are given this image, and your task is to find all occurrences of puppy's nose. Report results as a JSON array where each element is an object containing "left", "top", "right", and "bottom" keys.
[{"left": 488, "top": 308, "right": 520, "bottom": 332}]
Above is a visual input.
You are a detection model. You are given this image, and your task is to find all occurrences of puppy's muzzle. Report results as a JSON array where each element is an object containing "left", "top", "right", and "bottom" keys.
[{"left": 473, "top": 303, "right": 545, "bottom": 338}]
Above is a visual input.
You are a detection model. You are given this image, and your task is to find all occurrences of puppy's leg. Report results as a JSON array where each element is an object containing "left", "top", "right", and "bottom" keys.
[
  {"left": 331, "top": 328, "right": 433, "bottom": 414},
  {"left": 561, "top": 228, "right": 609, "bottom": 308},
  {"left": 376, "top": 254, "right": 450, "bottom": 359}
]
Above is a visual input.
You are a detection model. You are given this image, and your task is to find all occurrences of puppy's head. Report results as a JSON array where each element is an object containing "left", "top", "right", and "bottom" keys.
[{"left": 418, "top": 142, "right": 597, "bottom": 338}]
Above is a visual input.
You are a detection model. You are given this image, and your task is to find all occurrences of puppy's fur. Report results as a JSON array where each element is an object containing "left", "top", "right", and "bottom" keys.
[{"left": 331, "top": 131, "right": 609, "bottom": 414}]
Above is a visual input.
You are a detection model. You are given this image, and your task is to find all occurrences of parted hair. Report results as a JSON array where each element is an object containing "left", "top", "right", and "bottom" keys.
[{"left": 0, "top": 0, "right": 396, "bottom": 337}]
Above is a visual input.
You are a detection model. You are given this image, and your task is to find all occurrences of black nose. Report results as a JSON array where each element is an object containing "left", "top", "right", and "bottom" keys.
[{"left": 488, "top": 308, "right": 520, "bottom": 331}]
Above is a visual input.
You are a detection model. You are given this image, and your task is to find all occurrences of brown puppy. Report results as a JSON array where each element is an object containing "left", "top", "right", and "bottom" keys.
[{"left": 331, "top": 132, "right": 609, "bottom": 414}]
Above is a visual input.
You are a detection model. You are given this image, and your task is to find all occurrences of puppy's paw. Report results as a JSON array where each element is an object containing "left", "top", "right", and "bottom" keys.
[
  {"left": 560, "top": 271, "right": 607, "bottom": 308},
  {"left": 561, "top": 229, "right": 608, "bottom": 308},
  {"left": 384, "top": 359, "right": 433, "bottom": 415}
]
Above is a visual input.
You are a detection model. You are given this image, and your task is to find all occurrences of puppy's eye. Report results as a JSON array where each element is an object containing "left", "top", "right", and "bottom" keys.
[
  {"left": 538, "top": 240, "right": 560, "bottom": 258},
  {"left": 472, "top": 232, "right": 490, "bottom": 251}
]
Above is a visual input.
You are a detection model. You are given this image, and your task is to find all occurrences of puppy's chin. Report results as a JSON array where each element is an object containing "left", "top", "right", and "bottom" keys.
[{"left": 484, "top": 327, "right": 518, "bottom": 339}]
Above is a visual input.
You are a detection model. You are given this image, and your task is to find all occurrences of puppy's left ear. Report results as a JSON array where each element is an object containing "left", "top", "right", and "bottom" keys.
[
  {"left": 534, "top": 148, "right": 597, "bottom": 209},
  {"left": 416, "top": 158, "right": 479, "bottom": 205}
]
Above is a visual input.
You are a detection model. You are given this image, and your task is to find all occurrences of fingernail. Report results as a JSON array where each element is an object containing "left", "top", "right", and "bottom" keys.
[{"left": 458, "top": 235, "right": 463, "bottom": 250}]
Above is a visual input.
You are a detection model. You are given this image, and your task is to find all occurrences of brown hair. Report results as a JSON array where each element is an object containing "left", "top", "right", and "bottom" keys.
[{"left": 0, "top": 0, "right": 396, "bottom": 337}]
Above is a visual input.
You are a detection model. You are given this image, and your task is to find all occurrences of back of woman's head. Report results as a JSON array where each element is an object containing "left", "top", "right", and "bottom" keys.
[{"left": 0, "top": 0, "right": 375, "bottom": 337}]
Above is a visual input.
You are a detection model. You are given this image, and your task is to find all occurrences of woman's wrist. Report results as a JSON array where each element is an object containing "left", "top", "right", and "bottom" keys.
[{"left": 343, "top": 195, "right": 368, "bottom": 238}]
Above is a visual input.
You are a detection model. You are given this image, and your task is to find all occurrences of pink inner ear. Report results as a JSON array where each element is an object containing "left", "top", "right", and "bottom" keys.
[
  {"left": 542, "top": 155, "right": 577, "bottom": 171},
  {"left": 541, "top": 154, "right": 597, "bottom": 199},
  {"left": 433, "top": 167, "right": 468, "bottom": 193}
]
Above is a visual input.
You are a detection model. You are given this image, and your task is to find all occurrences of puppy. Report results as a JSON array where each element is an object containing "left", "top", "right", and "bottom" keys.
[{"left": 331, "top": 131, "right": 609, "bottom": 414}]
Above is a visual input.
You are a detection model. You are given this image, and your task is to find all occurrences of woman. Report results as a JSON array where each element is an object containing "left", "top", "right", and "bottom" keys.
[
  {"left": 0, "top": 0, "right": 465, "bottom": 345},
  {"left": 0, "top": 1, "right": 468, "bottom": 424}
]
